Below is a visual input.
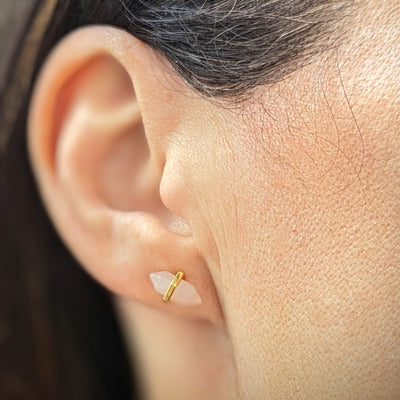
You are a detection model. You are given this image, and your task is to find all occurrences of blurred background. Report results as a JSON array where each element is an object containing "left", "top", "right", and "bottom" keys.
[{"left": 0, "top": 1, "right": 137, "bottom": 399}]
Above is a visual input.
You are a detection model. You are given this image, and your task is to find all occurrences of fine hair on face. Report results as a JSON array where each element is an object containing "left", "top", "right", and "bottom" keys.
[
  {"left": 0, "top": 0, "right": 354, "bottom": 398},
  {"left": 4, "top": 1, "right": 400, "bottom": 400}
]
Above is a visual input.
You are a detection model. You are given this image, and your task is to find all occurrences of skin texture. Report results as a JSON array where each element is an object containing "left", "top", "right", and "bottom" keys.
[{"left": 28, "top": 1, "right": 399, "bottom": 399}]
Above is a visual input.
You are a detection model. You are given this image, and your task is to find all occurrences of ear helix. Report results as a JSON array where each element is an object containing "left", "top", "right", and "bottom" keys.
[{"left": 149, "top": 271, "right": 202, "bottom": 306}]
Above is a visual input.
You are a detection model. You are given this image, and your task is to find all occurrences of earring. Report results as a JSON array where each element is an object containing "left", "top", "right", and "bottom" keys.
[
  {"left": 162, "top": 271, "right": 184, "bottom": 302},
  {"left": 149, "top": 271, "right": 202, "bottom": 306}
]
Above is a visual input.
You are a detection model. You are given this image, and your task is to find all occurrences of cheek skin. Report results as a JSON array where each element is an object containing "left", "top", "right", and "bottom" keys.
[{"left": 174, "top": 78, "right": 400, "bottom": 398}]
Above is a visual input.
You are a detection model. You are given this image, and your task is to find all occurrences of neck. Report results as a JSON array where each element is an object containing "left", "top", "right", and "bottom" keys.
[{"left": 115, "top": 297, "right": 238, "bottom": 400}]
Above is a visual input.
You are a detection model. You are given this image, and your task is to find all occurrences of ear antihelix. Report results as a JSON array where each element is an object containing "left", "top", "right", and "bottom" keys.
[{"left": 149, "top": 271, "right": 202, "bottom": 306}]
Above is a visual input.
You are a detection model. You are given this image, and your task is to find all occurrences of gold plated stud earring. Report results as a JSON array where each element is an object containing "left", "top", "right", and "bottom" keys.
[
  {"left": 162, "top": 271, "right": 184, "bottom": 302},
  {"left": 149, "top": 271, "right": 202, "bottom": 306}
]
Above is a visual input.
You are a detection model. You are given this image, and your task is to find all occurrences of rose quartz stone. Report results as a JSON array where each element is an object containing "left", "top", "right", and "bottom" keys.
[{"left": 149, "top": 271, "right": 202, "bottom": 306}]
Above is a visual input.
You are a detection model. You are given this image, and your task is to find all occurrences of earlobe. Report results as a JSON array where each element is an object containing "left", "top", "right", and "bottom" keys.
[{"left": 28, "top": 26, "right": 223, "bottom": 325}]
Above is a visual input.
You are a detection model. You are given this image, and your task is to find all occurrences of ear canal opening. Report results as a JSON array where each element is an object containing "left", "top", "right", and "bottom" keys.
[{"left": 98, "top": 118, "right": 150, "bottom": 212}]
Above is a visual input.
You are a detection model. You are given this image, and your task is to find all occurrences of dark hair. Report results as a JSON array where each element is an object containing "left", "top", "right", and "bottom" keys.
[
  {"left": 119, "top": 0, "right": 353, "bottom": 98},
  {"left": 0, "top": 0, "right": 353, "bottom": 399}
]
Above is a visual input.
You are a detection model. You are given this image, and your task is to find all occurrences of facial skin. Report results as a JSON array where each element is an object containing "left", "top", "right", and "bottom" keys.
[{"left": 28, "top": 1, "right": 399, "bottom": 399}]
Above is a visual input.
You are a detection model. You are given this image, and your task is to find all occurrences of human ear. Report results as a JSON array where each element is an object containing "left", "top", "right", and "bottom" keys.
[{"left": 27, "top": 26, "right": 222, "bottom": 324}]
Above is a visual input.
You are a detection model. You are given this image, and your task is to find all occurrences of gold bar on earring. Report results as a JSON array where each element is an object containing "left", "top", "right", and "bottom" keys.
[{"left": 163, "top": 271, "right": 184, "bottom": 302}]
